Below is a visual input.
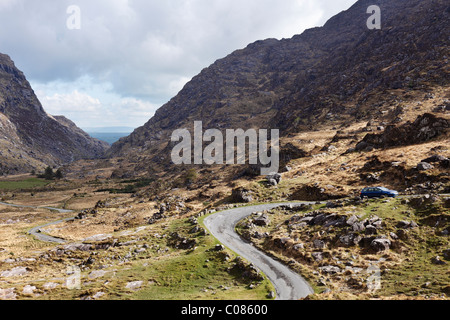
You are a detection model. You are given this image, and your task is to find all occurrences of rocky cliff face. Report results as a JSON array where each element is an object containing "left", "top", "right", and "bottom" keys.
[
  {"left": 108, "top": 0, "right": 449, "bottom": 175},
  {"left": 0, "top": 53, "right": 109, "bottom": 175}
]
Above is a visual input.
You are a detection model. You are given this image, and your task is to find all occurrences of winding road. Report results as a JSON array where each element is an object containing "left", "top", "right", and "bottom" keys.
[
  {"left": 3, "top": 199, "right": 315, "bottom": 299},
  {"left": 204, "top": 203, "right": 314, "bottom": 300},
  {"left": 0, "top": 201, "right": 74, "bottom": 243}
]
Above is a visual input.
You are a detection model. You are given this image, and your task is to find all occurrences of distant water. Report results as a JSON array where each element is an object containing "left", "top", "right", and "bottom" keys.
[{"left": 88, "top": 132, "right": 130, "bottom": 145}]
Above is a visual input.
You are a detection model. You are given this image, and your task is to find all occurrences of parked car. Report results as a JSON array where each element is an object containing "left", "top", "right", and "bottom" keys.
[{"left": 360, "top": 186, "right": 399, "bottom": 198}]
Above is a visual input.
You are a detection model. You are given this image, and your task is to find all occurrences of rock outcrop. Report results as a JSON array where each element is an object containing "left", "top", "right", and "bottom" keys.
[{"left": 360, "top": 113, "right": 449, "bottom": 150}]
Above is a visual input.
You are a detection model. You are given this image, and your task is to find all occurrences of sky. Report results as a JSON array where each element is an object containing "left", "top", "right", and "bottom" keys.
[{"left": 0, "top": 0, "right": 358, "bottom": 130}]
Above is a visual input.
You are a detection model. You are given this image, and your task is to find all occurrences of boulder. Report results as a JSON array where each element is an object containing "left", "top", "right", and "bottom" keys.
[
  {"left": 421, "top": 155, "right": 448, "bottom": 163},
  {"left": 352, "top": 222, "right": 365, "bottom": 233},
  {"left": 313, "top": 239, "right": 326, "bottom": 249},
  {"left": 396, "top": 220, "right": 418, "bottom": 229},
  {"left": 63, "top": 243, "right": 92, "bottom": 252},
  {"left": 319, "top": 266, "right": 341, "bottom": 274},
  {"left": 338, "top": 233, "right": 362, "bottom": 247},
  {"left": 213, "top": 244, "right": 225, "bottom": 252},
  {"left": 1, "top": 267, "right": 28, "bottom": 278},
  {"left": 365, "top": 225, "right": 378, "bottom": 235},
  {"left": 22, "top": 285, "right": 36, "bottom": 295},
  {"left": 325, "top": 201, "right": 342, "bottom": 208},
  {"left": 355, "top": 141, "right": 370, "bottom": 151},
  {"left": 253, "top": 214, "right": 270, "bottom": 227},
  {"left": 0, "top": 288, "right": 16, "bottom": 300},
  {"left": 231, "top": 187, "right": 253, "bottom": 203},
  {"left": 346, "top": 215, "right": 359, "bottom": 226},
  {"left": 88, "top": 270, "right": 107, "bottom": 280},
  {"left": 266, "top": 173, "right": 282, "bottom": 184},
  {"left": 43, "top": 282, "right": 59, "bottom": 290},
  {"left": 312, "top": 252, "right": 324, "bottom": 261},
  {"left": 371, "top": 220, "right": 383, "bottom": 229},
  {"left": 361, "top": 114, "right": 449, "bottom": 149},
  {"left": 126, "top": 281, "right": 144, "bottom": 291},
  {"left": 370, "top": 237, "right": 391, "bottom": 252},
  {"left": 273, "top": 237, "right": 291, "bottom": 249},
  {"left": 252, "top": 231, "right": 269, "bottom": 239},
  {"left": 417, "top": 162, "right": 434, "bottom": 171},
  {"left": 431, "top": 256, "right": 447, "bottom": 265}
]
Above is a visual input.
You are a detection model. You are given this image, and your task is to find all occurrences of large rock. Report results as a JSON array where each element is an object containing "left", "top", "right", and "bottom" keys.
[
  {"left": 253, "top": 214, "right": 271, "bottom": 227},
  {"left": 417, "top": 162, "right": 434, "bottom": 171},
  {"left": 319, "top": 266, "right": 341, "bottom": 274},
  {"left": 126, "top": 281, "right": 144, "bottom": 291},
  {"left": 0, "top": 288, "right": 16, "bottom": 300},
  {"left": 266, "top": 173, "right": 282, "bottom": 185},
  {"left": 313, "top": 239, "right": 326, "bottom": 249},
  {"left": 338, "top": 233, "right": 362, "bottom": 247},
  {"left": 396, "top": 220, "right": 419, "bottom": 229},
  {"left": 88, "top": 270, "right": 108, "bottom": 280},
  {"left": 231, "top": 187, "right": 254, "bottom": 203},
  {"left": 370, "top": 237, "right": 391, "bottom": 253},
  {"left": 273, "top": 237, "right": 291, "bottom": 249},
  {"left": 431, "top": 256, "right": 447, "bottom": 265},
  {"left": 365, "top": 225, "right": 378, "bottom": 235},
  {"left": 0, "top": 267, "right": 28, "bottom": 278},
  {"left": 421, "top": 155, "right": 449, "bottom": 163},
  {"left": 22, "top": 285, "right": 36, "bottom": 295}
]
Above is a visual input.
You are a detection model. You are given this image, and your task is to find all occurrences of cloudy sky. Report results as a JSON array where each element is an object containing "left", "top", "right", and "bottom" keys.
[{"left": 0, "top": 0, "right": 357, "bottom": 130}]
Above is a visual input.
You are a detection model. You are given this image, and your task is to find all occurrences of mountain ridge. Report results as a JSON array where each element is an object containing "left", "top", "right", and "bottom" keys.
[
  {"left": 0, "top": 53, "right": 110, "bottom": 174},
  {"left": 107, "top": 0, "right": 449, "bottom": 177}
]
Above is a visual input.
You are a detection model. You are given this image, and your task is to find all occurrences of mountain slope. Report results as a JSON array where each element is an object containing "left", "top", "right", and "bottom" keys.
[
  {"left": 0, "top": 53, "right": 110, "bottom": 175},
  {"left": 108, "top": 0, "right": 449, "bottom": 176}
]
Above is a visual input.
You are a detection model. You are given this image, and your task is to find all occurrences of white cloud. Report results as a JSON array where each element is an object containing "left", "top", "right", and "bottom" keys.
[
  {"left": 34, "top": 79, "right": 160, "bottom": 128},
  {"left": 1, "top": 0, "right": 357, "bottom": 129}
]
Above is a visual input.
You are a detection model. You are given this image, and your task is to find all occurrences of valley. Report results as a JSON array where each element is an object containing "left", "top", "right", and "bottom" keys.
[
  {"left": 0, "top": 0, "right": 449, "bottom": 302},
  {"left": 0, "top": 87, "right": 448, "bottom": 300}
]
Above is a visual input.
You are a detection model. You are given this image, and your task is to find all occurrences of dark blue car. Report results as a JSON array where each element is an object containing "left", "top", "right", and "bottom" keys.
[{"left": 360, "top": 187, "right": 399, "bottom": 198}]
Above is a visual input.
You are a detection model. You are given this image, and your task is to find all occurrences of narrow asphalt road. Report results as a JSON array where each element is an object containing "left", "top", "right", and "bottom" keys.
[
  {"left": 0, "top": 201, "right": 74, "bottom": 243},
  {"left": 204, "top": 202, "right": 314, "bottom": 300}
]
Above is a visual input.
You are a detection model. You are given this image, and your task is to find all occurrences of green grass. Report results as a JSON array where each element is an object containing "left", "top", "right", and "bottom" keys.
[
  {"left": 95, "top": 178, "right": 155, "bottom": 194},
  {"left": 0, "top": 178, "right": 51, "bottom": 190},
  {"left": 119, "top": 249, "right": 273, "bottom": 300},
  {"left": 47, "top": 217, "right": 276, "bottom": 301},
  {"left": 119, "top": 218, "right": 274, "bottom": 300},
  {"left": 231, "top": 196, "right": 450, "bottom": 299}
]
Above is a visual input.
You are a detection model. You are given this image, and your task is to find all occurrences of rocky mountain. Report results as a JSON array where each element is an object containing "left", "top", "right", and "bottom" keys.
[
  {"left": 0, "top": 53, "right": 110, "bottom": 175},
  {"left": 108, "top": 0, "right": 449, "bottom": 176}
]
